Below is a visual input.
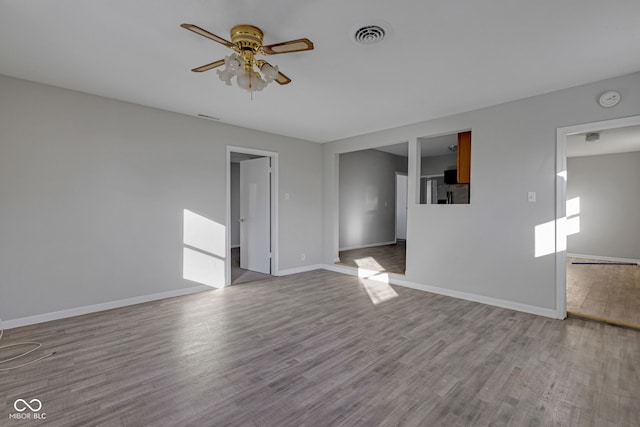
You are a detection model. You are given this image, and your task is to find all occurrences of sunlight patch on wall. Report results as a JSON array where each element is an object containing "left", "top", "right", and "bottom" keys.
[
  {"left": 565, "top": 197, "right": 581, "bottom": 237},
  {"left": 565, "top": 216, "right": 580, "bottom": 236},
  {"left": 183, "top": 209, "right": 225, "bottom": 288},
  {"left": 183, "top": 247, "right": 224, "bottom": 288},
  {"left": 535, "top": 220, "right": 557, "bottom": 258},
  {"left": 183, "top": 209, "right": 225, "bottom": 258},
  {"left": 534, "top": 197, "right": 581, "bottom": 258},
  {"left": 566, "top": 197, "right": 580, "bottom": 218}
]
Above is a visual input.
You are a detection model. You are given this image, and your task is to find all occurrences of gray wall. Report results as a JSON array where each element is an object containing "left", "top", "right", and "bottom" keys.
[
  {"left": 421, "top": 153, "right": 457, "bottom": 176},
  {"left": 230, "top": 163, "right": 240, "bottom": 247},
  {"left": 324, "top": 72, "right": 640, "bottom": 313},
  {"left": 567, "top": 151, "right": 640, "bottom": 260},
  {"left": 0, "top": 75, "right": 323, "bottom": 321},
  {"left": 339, "top": 149, "right": 408, "bottom": 249}
]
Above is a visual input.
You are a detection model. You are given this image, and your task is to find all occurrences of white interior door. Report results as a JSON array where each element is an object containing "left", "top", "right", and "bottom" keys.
[
  {"left": 240, "top": 157, "right": 271, "bottom": 274},
  {"left": 396, "top": 174, "right": 408, "bottom": 240}
]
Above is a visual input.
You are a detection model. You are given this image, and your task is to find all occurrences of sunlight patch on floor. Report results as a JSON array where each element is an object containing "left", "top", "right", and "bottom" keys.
[
  {"left": 356, "top": 269, "right": 398, "bottom": 304},
  {"left": 354, "top": 256, "right": 385, "bottom": 271},
  {"left": 362, "top": 276, "right": 398, "bottom": 304}
]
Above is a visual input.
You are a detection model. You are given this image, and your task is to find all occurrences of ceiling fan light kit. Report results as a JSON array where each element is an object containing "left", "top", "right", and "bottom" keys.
[{"left": 181, "top": 23, "right": 314, "bottom": 94}]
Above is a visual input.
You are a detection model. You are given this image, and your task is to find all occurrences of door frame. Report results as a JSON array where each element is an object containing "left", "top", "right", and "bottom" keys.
[
  {"left": 395, "top": 172, "right": 408, "bottom": 241},
  {"left": 226, "top": 145, "right": 279, "bottom": 286},
  {"left": 555, "top": 114, "right": 640, "bottom": 319}
]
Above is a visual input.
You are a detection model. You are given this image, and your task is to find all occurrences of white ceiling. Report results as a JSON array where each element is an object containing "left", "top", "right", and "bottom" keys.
[
  {"left": 567, "top": 125, "right": 640, "bottom": 158},
  {"left": 1, "top": 1, "right": 640, "bottom": 143}
]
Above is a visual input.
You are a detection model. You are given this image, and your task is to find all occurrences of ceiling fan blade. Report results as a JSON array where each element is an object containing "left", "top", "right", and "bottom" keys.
[
  {"left": 181, "top": 24, "right": 235, "bottom": 49},
  {"left": 191, "top": 59, "right": 225, "bottom": 72},
  {"left": 262, "top": 38, "right": 314, "bottom": 55},
  {"left": 260, "top": 61, "right": 292, "bottom": 85},
  {"left": 274, "top": 70, "right": 292, "bottom": 85}
]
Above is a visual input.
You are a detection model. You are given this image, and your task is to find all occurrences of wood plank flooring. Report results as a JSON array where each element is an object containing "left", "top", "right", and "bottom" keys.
[
  {"left": 338, "top": 240, "right": 406, "bottom": 275},
  {"left": 1, "top": 269, "right": 639, "bottom": 426},
  {"left": 567, "top": 257, "right": 640, "bottom": 329}
]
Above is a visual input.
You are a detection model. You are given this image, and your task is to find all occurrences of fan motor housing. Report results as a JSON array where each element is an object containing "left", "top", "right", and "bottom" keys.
[{"left": 230, "top": 25, "right": 264, "bottom": 50}]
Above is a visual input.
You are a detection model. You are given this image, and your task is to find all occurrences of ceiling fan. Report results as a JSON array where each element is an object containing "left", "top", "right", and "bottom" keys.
[{"left": 181, "top": 23, "right": 314, "bottom": 92}]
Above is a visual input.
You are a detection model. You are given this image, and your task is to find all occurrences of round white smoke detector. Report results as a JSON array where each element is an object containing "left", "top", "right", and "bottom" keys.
[{"left": 598, "top": 91, "right": 620, "bottom": 108}]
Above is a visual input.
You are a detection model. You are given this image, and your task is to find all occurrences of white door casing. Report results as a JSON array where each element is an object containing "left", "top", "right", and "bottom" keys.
[{"left": 396, "top": 173, "right": 408, "bottom": 240}]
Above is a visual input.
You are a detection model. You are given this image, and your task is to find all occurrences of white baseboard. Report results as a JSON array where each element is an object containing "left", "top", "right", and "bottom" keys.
[
  {"left": 339, "top": 240, "right": 397, "bottom": 252},
  {"left": 1, "top": 263, "right": 562, "bottom": 330},
  {"left": 323, "top": 263, "right": 360, "bottom": 275},
  {"left": 567, "top": 253, "right": 639, "bottom": 264},
  {"left": 1, "top": 285, "right": 211, "bottom": 330},
  {"left": 278, "top": 264, "right": 324, "bottom": 276},
  {"left": 321, "top": 264, "right": 558, "bottom": 319}
]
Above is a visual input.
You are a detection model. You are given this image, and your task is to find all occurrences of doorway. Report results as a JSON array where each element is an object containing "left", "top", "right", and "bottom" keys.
[
  {"left": 226, "top": 146, "right": 279, "bottom": 286},
  {"left": 556, "top": 116, "right": 640, "bottom": 326},
  {"left": 336, "top": 143, "right": 408, "bottom": 275}
]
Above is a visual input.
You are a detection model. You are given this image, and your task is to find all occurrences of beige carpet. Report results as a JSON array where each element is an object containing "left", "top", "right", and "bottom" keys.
[{"left": 567, "top": 257, "right": 640, "bottom": 328}]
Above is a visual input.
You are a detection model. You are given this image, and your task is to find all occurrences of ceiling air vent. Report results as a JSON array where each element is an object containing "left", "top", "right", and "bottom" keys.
[{"left": 354, "top": 25, "right": 386, "bottom": 44}]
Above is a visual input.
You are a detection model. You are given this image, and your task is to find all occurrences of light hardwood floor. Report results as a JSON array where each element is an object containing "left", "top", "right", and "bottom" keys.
[
  {"left": 1, "top": 270, "right": 639, "bottom": 426},
  {"left": 567, "top": 257, "right": 640, "bottom": 329},
  {"left": 338, "top": 240, "right": 406, "bottom": 275}
]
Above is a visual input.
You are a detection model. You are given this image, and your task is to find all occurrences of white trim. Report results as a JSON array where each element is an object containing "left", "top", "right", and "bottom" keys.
[
  {"left": 322, "top": 264, "right": 559, "bottom": 319},
  {"left": 556, "top": 127, "right": 568, "bottom": 320},
  {"left": 332, "top": 153, "right": 341, "bottom": 264},
  {"left": 395, "top": 171, "right": 408, "bottom": 240},
  {"left": 567, "top": 253, "right": 639, "bottom": 264},
  {"left": 277, "top": 264, "right": 324, "bottom": 276},
  {"left": 1, "top": 285, "right": 210, "bottom": 330},
  {"left": 230, "top": 244, "right": 240, "bottom": 249},
  {"left": 410, "top": 137, "right": 420, "bottom": 206},
  {"left": 226, "top": 146, "right": 279, "bottom": 286},
  {"left": 339, "top": 240, "right": 397, "bottom": 252},
  {"left": 323, "top": 263, "right": 361, "bottom": 275},
  {"left": 556, "top": 115, "right": 640, "bottom": 320}
]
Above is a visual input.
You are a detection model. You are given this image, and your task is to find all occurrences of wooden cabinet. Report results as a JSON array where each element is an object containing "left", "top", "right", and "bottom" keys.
[{"left": 457, "top": 131, "right": 471, "bottom": 184}]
